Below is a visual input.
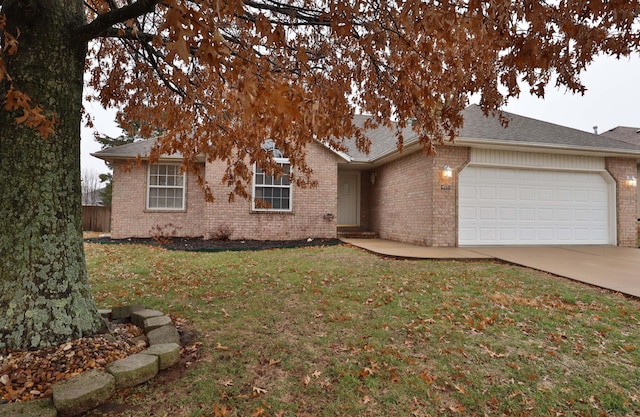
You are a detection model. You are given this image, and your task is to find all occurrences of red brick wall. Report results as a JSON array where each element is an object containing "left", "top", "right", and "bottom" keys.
[
  {"left": 202, "top": 142, "right": 339, "bottom": 240},
  {"left": 369, "top": 151, "right": 432, "bottom": 245},
  {"left": 430, "top": 146, "right": 470, "bottom": 247},
  {"left": 110, "top": 142, "right": 340, "bottom": 240},
  {"left": 368, "top": 145, "right": 468, "bottom": 246},
  {"left": 110, "top": 161, "right": 206, "bottom": 239},
  {"left": 606, "top": 157, "right": 638, "bottom": 247}
]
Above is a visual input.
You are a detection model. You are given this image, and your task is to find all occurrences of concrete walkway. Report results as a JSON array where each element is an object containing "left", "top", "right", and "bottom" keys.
[{"left": 341, "top": 238, "right": 640, "bottom": 298}]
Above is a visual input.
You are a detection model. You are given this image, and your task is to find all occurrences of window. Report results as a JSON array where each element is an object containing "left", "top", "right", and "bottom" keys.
[
  {"left": 147, "top": 164, "right": 185, "bottom": 210},
  {"left": 253, "top": 141, "right": 292, "bottom": 211}
]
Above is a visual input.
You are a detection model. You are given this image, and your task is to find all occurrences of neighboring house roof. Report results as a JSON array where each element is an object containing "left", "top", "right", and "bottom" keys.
[
  {"left": 82, "top": 187, "right": 105, "bottom": 206},
  {"left": 92, "top": 105, "right": 640, "bottom": 164},
  {"left": 600, "top": 126, "right": 640, "bottom": 146}
]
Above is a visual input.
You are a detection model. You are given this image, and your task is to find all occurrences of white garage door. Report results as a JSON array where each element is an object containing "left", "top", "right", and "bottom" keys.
[{"left": 459, "top": 167, "right": 611, "bottom": 245}]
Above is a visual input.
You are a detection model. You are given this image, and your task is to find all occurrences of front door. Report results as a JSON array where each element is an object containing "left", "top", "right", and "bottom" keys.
[{"left": 338, "top": 171, "right": 360, "bottom": 226}]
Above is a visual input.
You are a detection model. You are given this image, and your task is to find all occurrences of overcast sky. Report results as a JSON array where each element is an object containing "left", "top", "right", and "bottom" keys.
[{"left": 81, "top": 53, "right": 640, "bottom": 175}]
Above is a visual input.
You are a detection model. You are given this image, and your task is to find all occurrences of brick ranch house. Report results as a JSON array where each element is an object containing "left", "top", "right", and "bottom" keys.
[{"left": 92, "top": 104, "right": 640, "bottom": 247}]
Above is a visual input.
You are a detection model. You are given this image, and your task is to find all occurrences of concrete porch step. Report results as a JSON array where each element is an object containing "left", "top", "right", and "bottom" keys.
[{"left": 337, "top": 231, "right": 378, "bottom": 239}]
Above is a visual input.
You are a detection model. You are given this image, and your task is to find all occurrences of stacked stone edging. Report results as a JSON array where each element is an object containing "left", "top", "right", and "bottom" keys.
[
  {"left": 52, "top": 370, "right": 115, "bottom": 417},
  {"left": 0, "top": 305, "right": 182, "bottom": 417}
]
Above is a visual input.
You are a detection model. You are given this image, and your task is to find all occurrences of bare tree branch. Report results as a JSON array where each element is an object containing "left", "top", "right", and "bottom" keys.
[
  {"left": 243, "top": 0, "right": 330, "bottom": 26},
  {"left": 101, "top": 26, "right": 155, "bottom": 42},
  {"left": 75, "top": 0, "right": 160, "bottom": 42}
]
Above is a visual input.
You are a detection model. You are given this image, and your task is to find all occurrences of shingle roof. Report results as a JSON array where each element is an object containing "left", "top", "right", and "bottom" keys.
[
  {"left": 92, "top": 105, "right": 640, "bottom": 163},
  {"left": 600, "top": 126, "right": 640, "bottom": 146},
  {"left": 337, "top": 115, "right": 418, "bottom": 162},
  {"left": 91, "top": 138, "right": 183, "bottom": 160},
  {"left": 338, "top": 105, "right": 640, "bottom": 162},
  {"left": 457, "top": 104, "right": 640, "bottom": 152}
]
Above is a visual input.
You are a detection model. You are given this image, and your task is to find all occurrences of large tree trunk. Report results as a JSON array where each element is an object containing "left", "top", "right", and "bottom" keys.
[{"left": 0, "top": 1, "right": 105, "bottom": 350}]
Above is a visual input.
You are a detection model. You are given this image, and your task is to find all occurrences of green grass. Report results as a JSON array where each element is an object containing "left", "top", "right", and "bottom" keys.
[{"left": 85, "top": 243, "right": 640, "bottom": 417}]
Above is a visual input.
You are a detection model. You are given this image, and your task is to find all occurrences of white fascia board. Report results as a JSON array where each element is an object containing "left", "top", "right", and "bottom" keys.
[
  {"left": 91, "top": 152, "right": 204, "bottom": 163},
  {"left": 365, "top": 139, "right": 422, "bottom": 166},
  {"left": 334, "top": 149, "right": 353, "bottom": 162},
  {"left": 314, "top": 139, "right": 353, "bottom": 162}
]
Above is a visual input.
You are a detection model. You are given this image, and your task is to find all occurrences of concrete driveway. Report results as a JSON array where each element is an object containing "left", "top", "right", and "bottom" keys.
[
  {"left": 470, "top": 246, "right": 640, "bottom": 298},
  {"left": 341, "top": 238, "right": 640, "bottom": 298}
]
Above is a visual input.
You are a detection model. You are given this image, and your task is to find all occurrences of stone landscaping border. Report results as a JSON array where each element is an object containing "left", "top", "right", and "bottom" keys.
[{"left": 0, "top": 306, "right": 182, "bottom": 417}]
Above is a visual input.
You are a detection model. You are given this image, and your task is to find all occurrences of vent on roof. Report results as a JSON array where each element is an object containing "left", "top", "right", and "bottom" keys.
[{"left": 636, "top": 129, "right": 640, "bottom": 134}]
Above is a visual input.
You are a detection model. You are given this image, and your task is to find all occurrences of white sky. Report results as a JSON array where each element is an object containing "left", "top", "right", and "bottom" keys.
[
  {"left": 81, "top": 54, "right": 640, "bottom": 176},
  {"left": 502, "top": 54, "right": 640, "bottom": 135}
]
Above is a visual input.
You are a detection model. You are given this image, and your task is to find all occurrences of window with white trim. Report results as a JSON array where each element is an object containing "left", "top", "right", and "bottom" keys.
[
  {"left": 252, "top": 141, "right": 292, "bottom": 211},
  {"left": 147, "top": 164, "right": 186, "bottom": 210}
]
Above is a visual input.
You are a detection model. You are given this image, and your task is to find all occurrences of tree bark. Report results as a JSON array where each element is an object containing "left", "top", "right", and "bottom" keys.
[{"left": 0, "top": 1, "right": 106, "bottom": 350}]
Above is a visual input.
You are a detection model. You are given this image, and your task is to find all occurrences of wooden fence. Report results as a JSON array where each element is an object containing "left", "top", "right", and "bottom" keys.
[{"left": 82, "top": 206, "right": 111, "bottom": 232}]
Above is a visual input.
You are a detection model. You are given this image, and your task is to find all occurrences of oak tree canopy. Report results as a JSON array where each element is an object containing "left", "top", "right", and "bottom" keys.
[{"left": 1, "top": 0, "right": 638, "bottom": 349}]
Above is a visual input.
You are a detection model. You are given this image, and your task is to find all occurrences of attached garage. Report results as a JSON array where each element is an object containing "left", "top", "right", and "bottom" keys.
[{"left": 458, "top": 151, "right": 616, "bottom": 246}]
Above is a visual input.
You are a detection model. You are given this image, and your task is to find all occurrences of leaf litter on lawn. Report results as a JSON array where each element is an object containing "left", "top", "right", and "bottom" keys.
[{"left": 83, "top": 242, "right": 640, "bottom": 417}]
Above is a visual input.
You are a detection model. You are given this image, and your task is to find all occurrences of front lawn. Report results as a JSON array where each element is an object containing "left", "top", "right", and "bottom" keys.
[{"left": 85, "top": 243, "right": 640, "bottom": 417}]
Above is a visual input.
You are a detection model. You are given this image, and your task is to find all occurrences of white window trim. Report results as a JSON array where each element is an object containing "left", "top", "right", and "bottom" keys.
[
  {"left": 252, "top": 157, "right": 293, "bottom": 212},
  {"left": 146, "top": 163, "right": 187, "bottom": 211}
]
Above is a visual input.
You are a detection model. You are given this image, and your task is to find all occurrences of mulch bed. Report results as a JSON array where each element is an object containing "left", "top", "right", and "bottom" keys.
[
  {"left": 0, "top": 323, "right": 146, "bottom": 404},
  {"left": 0, "top": 318, "right": 200, "bottom": 405},
  {"left": 85, "top": 236, "right": 342, "bottom": 252}
]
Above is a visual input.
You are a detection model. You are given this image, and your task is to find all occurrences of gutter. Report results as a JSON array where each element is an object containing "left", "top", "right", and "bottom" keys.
[
  {"left": 90, "top": 152, "right": 204, "bottom": 163},
  {"left": 455, "top": 137, "right": 640, "bottom": 159}
]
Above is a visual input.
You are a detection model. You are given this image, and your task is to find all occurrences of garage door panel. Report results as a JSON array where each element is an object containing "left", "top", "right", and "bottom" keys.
[
  {"left": 479, "top": 228, "right": 496, "bottom": 240},
  {"left": 479, "top": 207, "right": 496, "bottom": 220},
  {"left": 500, "top": 207, "right": 516, "bottom": 220},
  {"left": 557, "top": 209, "right": 572, "bottom": 221},
  {"left": 459, "top": 167, "right": 610, "bottom": 245},
  {"left": 556, "top": 190, "right": 572, "bottom": 201},
  {"left": 591, "top": 190, "right": 607, "bottom": 202},
  {"left": 538, "top": 228, "right": 554, "bottom": 240},
  {"left": 500, "top": 228, "right": 517, "bottom": 240},
  {"left": 519, "top": 228, "right": 535, "bottom": 240},
  {"left": 557, "top": 228, "right": 572, "bottom": 240},
  {"left": 459, "top": 207, "right": 477, "bottom": 220},
  {"left": 592, "top": 209, "right": 607, "bottom": 221},
  {"left": 519, "top": 208, "right": 535, "bottom": 220},
  {"left": 459, "top": 187, "right": 476, "bottom": 199},
  {"left": 500, "top": 169, "right": 517, "bottom": 180},
  {"left": 575, "top": 229, "right": 590, "bottom": 240},
  {"left": 592, "top": 229, "right": 608, "bottom": 240},
  {"left": 500, "top": 187, "right": 517, "bottom": 199},
  {"left": 574, "top": 209, "right": 590, "bottom": 221},
  {"left": 538, "top": 189, "right": 554, "bottom": 201},
  {"left": 519, "top": 189, "right": 535, "bottom": 200},
  {"left": 538, "top": 208, "right": 554, "bottom": 221},
  {"left": 459, "top": 207, "right": 478, "bottom": 221},
  {"left": 479, "top": 186, "right": 497, "bottom": 200},
  {"left": 459, "top": 228, "right": 476, "bottom": 240},
  {"left": 574, "top": 190, "right": 590, "bottom": 202}
]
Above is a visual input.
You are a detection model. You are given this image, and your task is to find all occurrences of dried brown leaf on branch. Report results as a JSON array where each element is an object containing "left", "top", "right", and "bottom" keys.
[
  {"left": 2, "top": 0, "right": 640, "bottom": 197},
  {"left": 11, "top": 1, "right": 640, "bottom": 195}
]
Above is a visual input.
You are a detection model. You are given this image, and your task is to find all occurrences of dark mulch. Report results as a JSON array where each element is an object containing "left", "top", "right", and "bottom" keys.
[{"left": 84, "top": 236, "right": 342, "bottom": 252}]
